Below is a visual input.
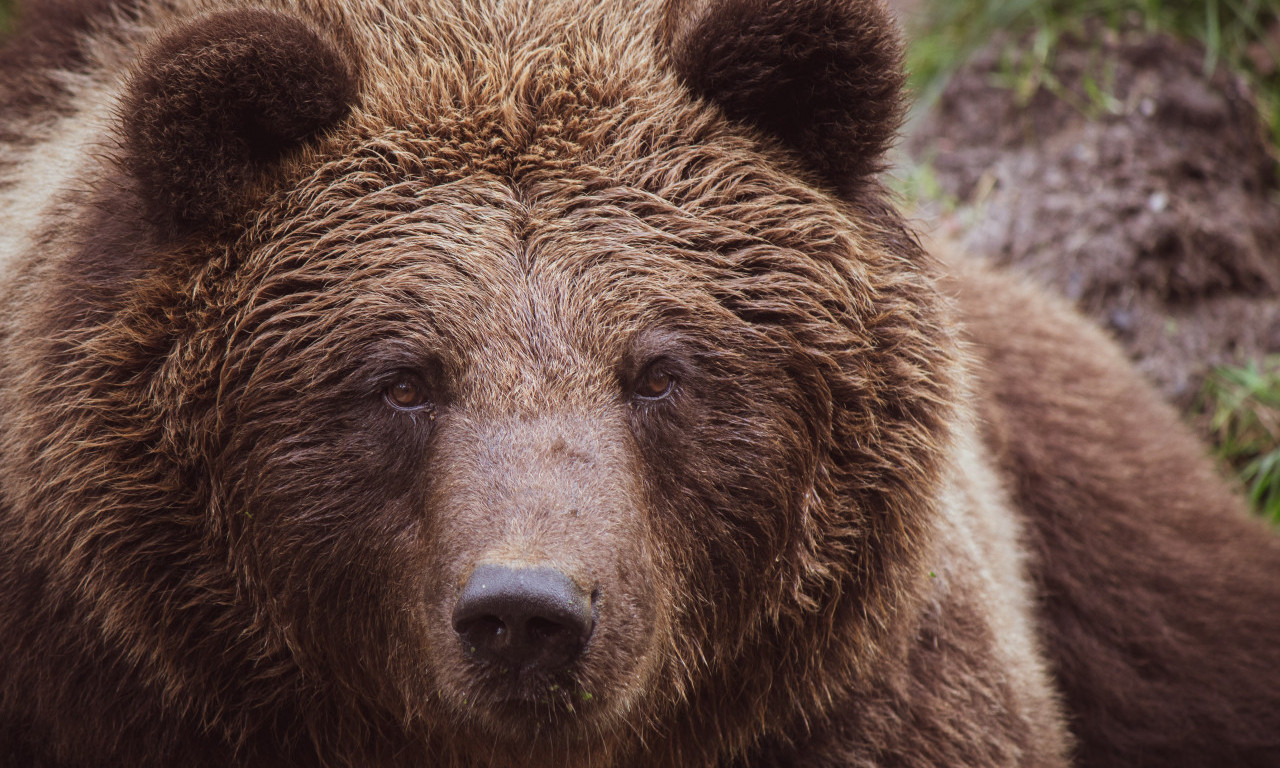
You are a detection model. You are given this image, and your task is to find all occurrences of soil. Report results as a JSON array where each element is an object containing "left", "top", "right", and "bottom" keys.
[{"left": 905, "top": 26, "right": 1280, "bottom": 407}]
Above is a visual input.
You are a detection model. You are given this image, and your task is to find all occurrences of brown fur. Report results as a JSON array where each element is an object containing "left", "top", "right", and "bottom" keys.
[
  {"left": 950, "top": 259, "right": 1280, "bottom": 767},
  {"left": 0, "top": 1, "right": 1273, "bottom": 766}
]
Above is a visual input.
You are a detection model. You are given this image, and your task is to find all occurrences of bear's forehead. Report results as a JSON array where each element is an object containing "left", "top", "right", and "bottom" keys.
[
  {"left": 235, "top": 171, "right": 740, "bottom": 401},
  {"left": 230, "top": 126, "right": 880, "bottom": 404}
]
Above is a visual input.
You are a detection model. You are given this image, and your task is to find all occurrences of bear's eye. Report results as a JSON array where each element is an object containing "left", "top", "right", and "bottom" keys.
[
  {"left": 634, "top": 365, "right": 676, "bottom": 401},
  {"left": 384, "top": 373, "right": 431, "bottom": 410}
]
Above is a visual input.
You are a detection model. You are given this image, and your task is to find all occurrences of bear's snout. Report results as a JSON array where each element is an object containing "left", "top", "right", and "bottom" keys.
[
  {"left": 453, "top": 564, "right": 594, "bottom": 672},
  {"left": 423, "top": 412, "right": 668, "bottom": 727}
]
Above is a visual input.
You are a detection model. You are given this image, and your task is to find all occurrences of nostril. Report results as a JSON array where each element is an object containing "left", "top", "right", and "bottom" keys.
[
  {"left": 452, "top": 564, "right": 594, "bottom": 672},
  {"left": 526, "top": 616, "right": 568, "bottom": 642},
  {"left": 456, "top": 614, "right": 507, "bottom": 644}
]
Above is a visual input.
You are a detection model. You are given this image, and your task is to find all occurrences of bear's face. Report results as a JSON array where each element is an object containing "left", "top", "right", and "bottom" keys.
[
  {"left": 10, "top": 0, "right": 954, "bottom": 762},
  {"left": 206, "top": 148, "right": 864, "bottom": 742}
]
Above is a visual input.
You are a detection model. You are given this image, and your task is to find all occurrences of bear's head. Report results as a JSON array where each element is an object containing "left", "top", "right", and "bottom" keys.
[{"left": 9, "top": 1, "right": 956, "bottom": 764}]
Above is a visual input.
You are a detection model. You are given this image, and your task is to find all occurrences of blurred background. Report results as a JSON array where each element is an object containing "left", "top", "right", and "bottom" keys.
[{"left": 890, "top": 0, "right": 1280, "bottom": 523}]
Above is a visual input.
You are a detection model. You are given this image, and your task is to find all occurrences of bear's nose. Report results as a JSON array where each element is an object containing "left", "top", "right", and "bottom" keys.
[{"left": 452, "top": 564, "right": 594, "bottom": 672}]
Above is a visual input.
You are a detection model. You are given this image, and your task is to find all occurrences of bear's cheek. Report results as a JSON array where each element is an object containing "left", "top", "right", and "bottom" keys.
[
  {"left": 216, "top": 408, "right": 440, "bottom": 685},
  {"left": 415, "top": 410, "right": 675, "bottom": 730},
  {"left": 630, "top": 374, "right": 819, "bottom": 615}
]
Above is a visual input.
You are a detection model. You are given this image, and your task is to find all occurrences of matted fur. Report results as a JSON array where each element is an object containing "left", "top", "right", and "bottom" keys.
[{"left": 0, "top": 1, "right": 1273, "bottom": 766}]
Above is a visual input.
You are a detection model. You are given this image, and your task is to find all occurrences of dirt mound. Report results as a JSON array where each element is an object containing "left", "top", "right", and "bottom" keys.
[{"left": 909, "top": 28, "right": 1280, "bottom": 405}]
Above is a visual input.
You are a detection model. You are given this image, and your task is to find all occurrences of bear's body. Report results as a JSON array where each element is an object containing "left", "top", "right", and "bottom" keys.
[{"left": 0, "top": 1, "right": 1275, "bottom": 766}]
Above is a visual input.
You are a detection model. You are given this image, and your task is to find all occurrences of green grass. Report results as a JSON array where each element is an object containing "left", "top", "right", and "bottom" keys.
[
  {"left": 906, "top": 0, "right": 1280, "bottom": 147},
  {"left": 1199, "top": 359, "right": 1280, "bottom": 524}
]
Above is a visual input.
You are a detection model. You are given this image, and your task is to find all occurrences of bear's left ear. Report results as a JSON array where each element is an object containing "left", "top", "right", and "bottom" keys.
[
  {"left": 119, "top": 9, "right": 358, "bottom": 235},
  {"left": 663, "top": 0, "right": 905, "bottom": 188}
]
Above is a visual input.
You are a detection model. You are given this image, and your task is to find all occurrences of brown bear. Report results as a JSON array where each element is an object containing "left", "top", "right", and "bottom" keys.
[{"left": 0, "top": 1, "right": 1275, "bottom": 766}]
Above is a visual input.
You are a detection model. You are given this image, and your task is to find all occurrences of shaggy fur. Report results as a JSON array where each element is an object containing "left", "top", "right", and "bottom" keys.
[
  {"left": 0, "top": 1, "right": 1273, "bottom": 766},
  {"left": 951, "top": 258, "right": 1280, "bottom": 767}
]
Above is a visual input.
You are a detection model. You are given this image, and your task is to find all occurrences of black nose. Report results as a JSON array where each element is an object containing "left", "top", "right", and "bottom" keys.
[{"left": 452, "top": 564, "right": 594, "bottom": 672}]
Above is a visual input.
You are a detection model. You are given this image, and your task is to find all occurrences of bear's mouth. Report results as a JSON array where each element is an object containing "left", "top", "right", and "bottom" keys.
[
  {"left": 487, "top": 677, "right": 598, "bottom": 712},
  {"left": 455, "top": 667, "right": 606, "bottom": 738}
]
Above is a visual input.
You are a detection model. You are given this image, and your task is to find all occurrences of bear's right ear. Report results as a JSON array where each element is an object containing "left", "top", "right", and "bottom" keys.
[
  {"left": 119, "top": 9, "right": 357, "bottom": 235},
  {"left": 662, "top": 0, "right": 905, "bottom": 190}
]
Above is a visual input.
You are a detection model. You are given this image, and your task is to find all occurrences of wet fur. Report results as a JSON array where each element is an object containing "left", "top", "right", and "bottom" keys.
[{"left": 0, "top": 1, "right": 1274, "bottom": 766}]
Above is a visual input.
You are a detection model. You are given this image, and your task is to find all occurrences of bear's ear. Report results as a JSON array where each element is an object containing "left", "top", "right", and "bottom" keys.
[
  {"left": 120, "top": 9, "right": 357, "bottom": 234},
  {"left": 664, "top": 0, "right": 905, "bottom": 188}
]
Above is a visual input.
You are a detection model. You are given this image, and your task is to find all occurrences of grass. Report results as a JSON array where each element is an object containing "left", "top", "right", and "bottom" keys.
[
  {"left": 906, "top": 0, "right": 1280, "bottom": 147},
  {"left": 1200, "top": 359, "right": 1280, "bottom": 524}
]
